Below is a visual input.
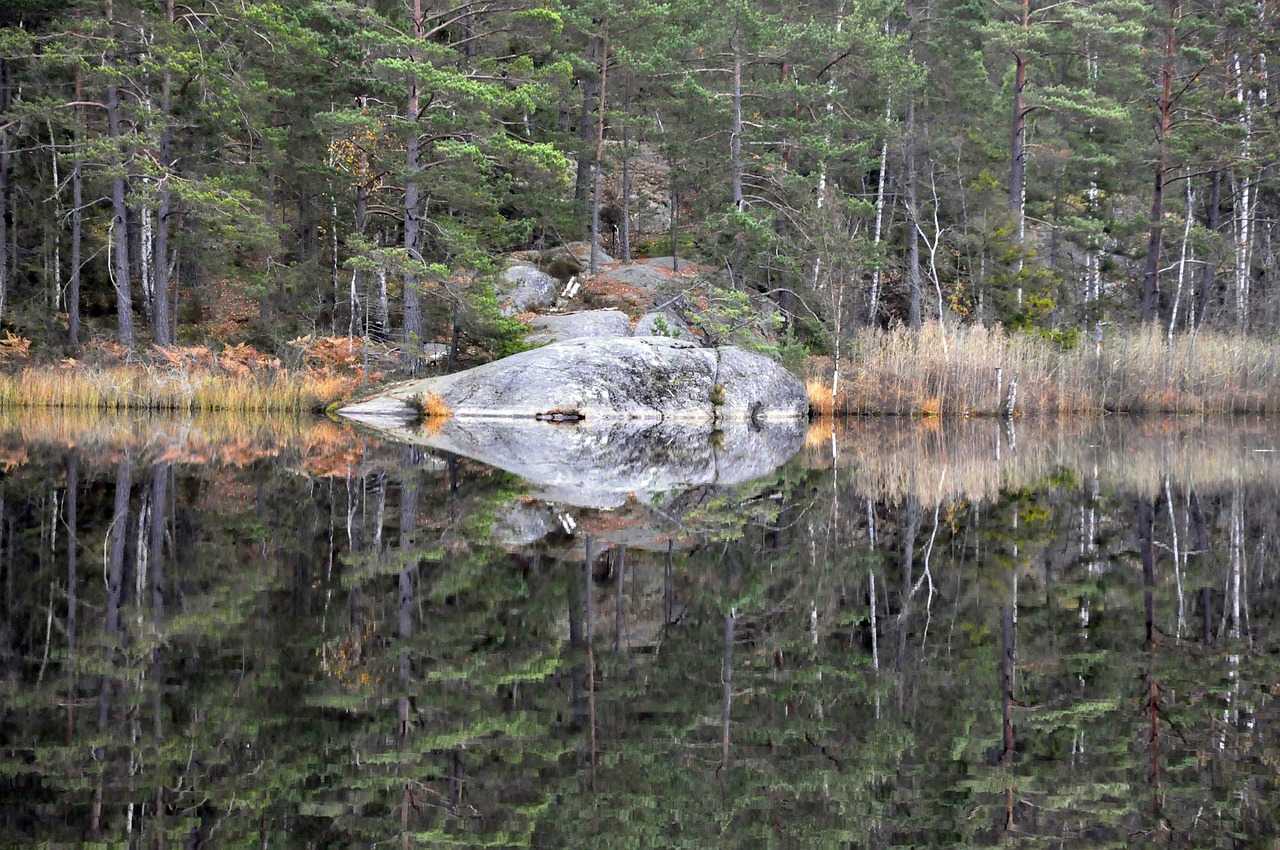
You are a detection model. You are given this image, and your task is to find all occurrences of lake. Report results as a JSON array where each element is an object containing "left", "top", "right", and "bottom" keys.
[{"left": 1, "top": 411, "right": 1277, "bottom": 847}]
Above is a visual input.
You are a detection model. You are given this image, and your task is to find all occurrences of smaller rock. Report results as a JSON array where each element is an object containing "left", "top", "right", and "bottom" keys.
[
  {"left": 563, "top": 240, "right": 615, "bottom": 267},
  {"left": 528, "top": 309, "right": 632, "bottom": 344},
  {"left": 498, "top": 262, "right": 558, "bottom": 317}
]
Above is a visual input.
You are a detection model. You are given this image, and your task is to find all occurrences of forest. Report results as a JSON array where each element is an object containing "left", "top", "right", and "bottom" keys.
[{"left": 0, "top": 0, "right": 1277, "bottom": 371}]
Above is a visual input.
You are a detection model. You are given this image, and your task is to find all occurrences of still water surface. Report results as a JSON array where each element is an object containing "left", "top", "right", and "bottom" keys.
[{"left": 1, "top": 411, "right": 1278, "bottom": 847}]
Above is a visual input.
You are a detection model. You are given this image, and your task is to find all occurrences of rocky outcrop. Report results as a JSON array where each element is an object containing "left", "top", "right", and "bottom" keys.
[
  {"left": 338, "top": 335, "right": 809, "bottom": 424},
  {"left": 527, "top": 309, "right": 632, "bottom": 344}
]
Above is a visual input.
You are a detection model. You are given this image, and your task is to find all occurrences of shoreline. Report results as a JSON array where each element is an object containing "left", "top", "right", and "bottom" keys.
[{"left": 4, "top": 324, "right": 1280, "bottom": 418}]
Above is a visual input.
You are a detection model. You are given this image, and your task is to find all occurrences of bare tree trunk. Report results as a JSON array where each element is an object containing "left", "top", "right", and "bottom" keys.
[
  {"left": 1232, "top": 54, "right": 1256, "bottom": 330},
  {"left": 574, "top": 33, "right": 604, "bottom": 233},
  {"left": 619, "top": 72, "right": 633, "bottom": 263},
  {"left": 376, "top": 266, "right": 389, "bottom": 342},
  {"left": 70, "top": 66, "right": 84, "bottom": 347},
  {"left": 1194, "top": 169, "right": 1221, "bottom": 329},
  {"left": 403, "top": 0, "right": 425, "bottom": 371},
  {"left": 1169, "top": 182, "right": 1194, "bottom": 343},
  {"left": 152, "top": 0, "right": 175, "bottom": 346},
  {"left": 106, "top": 79, "right": 135, "bottom": 348},
  {"left": 869, "top": 108, "right": 889, "bottom": 325},
  {"left": 590, "top": 36, "right": 609, "bottom": 276},
  {"left": 906, "top": 102, "right": 922, "bottom": 330},
  {"left": 354, "top": 182, "right": 371, "bottom": 339},
  {"left": 1142, "top": 3, "right": 1177, "bottom": 324},
  {"left": 1009, "top": 0, "right": 1028, "bottom": 225},
  {"left": 0, "top": 57, "right": 12, "bottom": 324},
  {"left": 730, "top": 32, "right": 744, "bottom": 213}
]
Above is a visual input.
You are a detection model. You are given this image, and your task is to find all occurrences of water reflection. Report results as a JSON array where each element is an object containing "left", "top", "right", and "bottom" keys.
[
  {"left": 341, "top": 414, "right": 807, "bottom": 507},
  {"left": 1, "top": 411, "right": 1278, "bottom": 846}
]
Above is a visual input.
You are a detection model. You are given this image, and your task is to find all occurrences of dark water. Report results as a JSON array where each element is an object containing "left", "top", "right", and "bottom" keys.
[{"left": 1, "top": 412, "right": 1278, "bottom": 848}]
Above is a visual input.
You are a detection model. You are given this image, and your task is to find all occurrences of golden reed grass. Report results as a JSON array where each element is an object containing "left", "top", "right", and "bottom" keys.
[
  {"left": 0, "top": 338, "right": 391, "bottom": 413},
  {"left": 0, "top": 364, "right": 358, "bottom": 413},
  {"left": 807, "top": 324, "right": 1280, "bottom": 417}
]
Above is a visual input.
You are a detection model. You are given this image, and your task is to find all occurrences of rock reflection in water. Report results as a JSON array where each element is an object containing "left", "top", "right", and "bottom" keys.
[{"left": 341, "top": 415, "right": 807, "bottom": 508}]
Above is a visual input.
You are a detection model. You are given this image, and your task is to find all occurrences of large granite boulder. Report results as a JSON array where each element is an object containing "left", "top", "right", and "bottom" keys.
[
  {"left": 339, "top": 335, "right": 808, "bottom": 424},
  {"left": 497, "top": 262, "right": 558, "bottom": 316},
  {"left": 527, "top": 309, "right": 632, "bottom": 344}
]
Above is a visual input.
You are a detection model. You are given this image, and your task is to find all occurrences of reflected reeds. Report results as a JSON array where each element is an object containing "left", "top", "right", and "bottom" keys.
[
  {"left": 810, "top": 417, "right": 1280, "bottom": 505},
  {"left": 0, "top": 407, "right": 387, "bottom": 477}
]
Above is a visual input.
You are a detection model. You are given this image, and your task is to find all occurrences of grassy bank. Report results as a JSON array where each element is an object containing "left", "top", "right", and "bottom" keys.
[
  {"left": 807, "top": 324, "right": 1280, "bottom": 417},
  {"left": 0, "top": 338, "right": 375, "bottom": 413}
]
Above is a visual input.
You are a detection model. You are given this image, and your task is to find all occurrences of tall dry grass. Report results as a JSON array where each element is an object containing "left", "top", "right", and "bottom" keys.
[
  {"left": 0, "top": 338, "right": 382, "bottom": 412},
  {"left": 809, "top": 324, "right": 1280, "bottom": 416},
  {"left": 0, "top": 366, "right": 356, "bottom": 412}
]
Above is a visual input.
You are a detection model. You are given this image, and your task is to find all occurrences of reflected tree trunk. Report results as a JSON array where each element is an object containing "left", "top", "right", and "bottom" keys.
[
  {"left": 585, "top": 538, "right": 597, "bottom": 780},
  {"left": 720, "top": 608, "right": 736, "bottom": 778},
  {"left": 569, "top": 538, "right": 588, "bottom": 732},
  {"left": 64, "top": 455, "right": 78, "bottom": 746},
  {"left": 1139, "top": 495, "right": 1164, "bottom": 821},
  {"left": 93, "top": 456, "right": 132, "bottom": 839},
  {"left": 613, "top": 547, "right": 625, "bottom": 656},
  {"left": 1000, "top": 604, "right": 1016, "bottom": 830},
  {"left": 397, "top": 460, "right": 419, "bottom": 845},
  {"left": 397, "top": 463, "right": 418, "bottom": 742},
  {"left": 897, "top": 495, "right": 919, "bottom": 712},
  {"left": 1200, "top": 586, "right": 1213, "bottom": 646}
]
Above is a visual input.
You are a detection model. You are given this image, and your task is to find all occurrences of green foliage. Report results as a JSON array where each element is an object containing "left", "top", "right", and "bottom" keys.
[{"left": 464, "top": 280, "right": 535, "bottom": 357}]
